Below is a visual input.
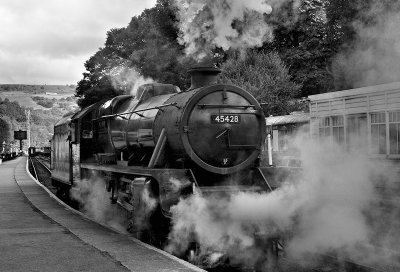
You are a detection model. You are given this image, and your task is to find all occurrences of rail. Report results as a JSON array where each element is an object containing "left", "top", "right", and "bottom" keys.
[
  {"left": 28, "top": 157, "right": 39, "bottom": 180},
  {"left": 29, "top": 156, "right": 51, "bottom": 182},
  {"left": 34, "top": 156, "right": 51, "bottom": 173}
]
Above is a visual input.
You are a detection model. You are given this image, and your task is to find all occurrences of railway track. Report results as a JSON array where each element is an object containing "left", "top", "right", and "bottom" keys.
[
  {"left": 28, "top": 155, "right": 57, "bottom": 196},
  {"left": 28, "top": 155, "right": 49, "bottom": 174}
]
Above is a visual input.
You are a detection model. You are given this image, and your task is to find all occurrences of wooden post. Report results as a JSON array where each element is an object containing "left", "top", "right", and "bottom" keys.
[{"left": 267, "top": 133, "right": 273, "bottom": 166}]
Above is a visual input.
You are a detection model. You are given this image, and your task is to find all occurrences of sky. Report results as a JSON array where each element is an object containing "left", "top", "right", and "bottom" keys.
[{"left": 0, "top": 0, "right": 157, "bottom": 85}]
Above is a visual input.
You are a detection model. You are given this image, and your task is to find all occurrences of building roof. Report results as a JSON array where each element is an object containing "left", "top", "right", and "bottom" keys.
[
  {"left": 54, "top": 115, "right": 71, "bottom": 127},
  {"left": 265, "top": 112, "right": 310, "bottom": 126},
  {"left": 71, "top": 102, "right": 99, "bottom": 122},
  {"left": 308, "top": 81, "right": 400, "bottom": 101}
]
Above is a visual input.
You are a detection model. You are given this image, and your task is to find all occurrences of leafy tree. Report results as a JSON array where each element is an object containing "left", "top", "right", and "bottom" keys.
[
  {"left": 75, "top": 49, "right": 126, "bottom": 108},
  {"left": 75, "top": 0, "right": 193, "bottom": 108},
  {"left": 0, "top": 118, "right": 11, "bottom": 144},
  {"left": 264, "top": 0, "right": 400, "bottom": 94},
  {"left": 125, "top": 1, "right": 193, "bottom": 87},
  {"left": 326, "top": 0, "right": 400, "bottom": 90},
  {"left": 0, "top": 99, "right": 26, "bottom": 122},
  {"left": 220, "top": 50, "right": 302, "bottom": 116},
  {"left": 266, "top": 0, "right": 334, "bottom": 96}
]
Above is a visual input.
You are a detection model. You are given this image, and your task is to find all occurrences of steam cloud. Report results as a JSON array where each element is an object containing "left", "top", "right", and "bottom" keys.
[
  {"left": 166, "top": 134, "right": 399, "bottom": 269},
  {"left": 129, "top": 184, "right": 158, "bottom": 234},
  {"left": 107, "top": 62, "right": 154, "bottom": 96},
  {"left": 333, "top": 5, "right": 400, "bottom": 89},
  {"left": 172, "top": 0, "right": 275, "bottom": 60},
  {"left": 70, "top": 174, "right": 159, "bottom": 237},
  {"left": 70, "top": 174, "right": 128, "bottom": 233}
]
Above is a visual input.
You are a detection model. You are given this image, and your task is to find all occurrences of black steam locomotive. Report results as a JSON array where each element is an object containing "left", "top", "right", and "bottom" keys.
[{"left": 51, "top": 64, "right": 274, "bottom": 234}]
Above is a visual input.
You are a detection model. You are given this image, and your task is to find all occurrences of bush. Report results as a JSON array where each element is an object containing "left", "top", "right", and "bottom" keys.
[
  {"left": 36, "top": 100, "right": 53, "bottom": 108},
  {"left": 220, "top": 50, "right": 302, "bottom": 116},
  {"left": 32, "top": 96, "right": 54, "bottom": 108}
]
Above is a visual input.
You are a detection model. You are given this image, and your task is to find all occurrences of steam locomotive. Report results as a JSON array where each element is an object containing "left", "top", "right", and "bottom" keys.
[{"left": 51, "top": 64, "right": 274, "bottom": 237}]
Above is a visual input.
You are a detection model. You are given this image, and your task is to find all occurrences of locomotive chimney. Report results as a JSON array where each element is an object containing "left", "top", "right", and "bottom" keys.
[{"left": 188, "top": 62, "right": 221, "bottom": 90}]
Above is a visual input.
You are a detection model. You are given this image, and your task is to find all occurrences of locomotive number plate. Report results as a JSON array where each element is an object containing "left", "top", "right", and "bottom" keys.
[{"left": 211, "top": 114, "right": 241, "bottom": 124}]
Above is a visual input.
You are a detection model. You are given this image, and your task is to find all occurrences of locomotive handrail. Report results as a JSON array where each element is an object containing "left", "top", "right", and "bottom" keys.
[
  {"left": 94, "top": 103, "right": 179, "bottom": 121},
  {"left": 197, "top": 104, "right": 256, "bottom": 109}
]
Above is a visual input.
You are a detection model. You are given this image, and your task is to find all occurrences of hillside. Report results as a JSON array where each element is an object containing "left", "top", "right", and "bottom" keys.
[
  {"left": 0, "top": 84, "right": 77, "bottom": 109},
  {"left": 0, "top": 84, "right": 79, "bottom": 149}
]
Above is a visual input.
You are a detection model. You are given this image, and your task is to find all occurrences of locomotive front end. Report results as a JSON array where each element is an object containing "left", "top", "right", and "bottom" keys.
[{"left": 154, "top": 65, "right": 266, "bottom": 176}]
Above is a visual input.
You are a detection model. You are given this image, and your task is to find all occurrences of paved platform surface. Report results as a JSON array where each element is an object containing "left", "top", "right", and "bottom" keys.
[{"left": 0, "top": 157, "right": 204, "bottom": 272}]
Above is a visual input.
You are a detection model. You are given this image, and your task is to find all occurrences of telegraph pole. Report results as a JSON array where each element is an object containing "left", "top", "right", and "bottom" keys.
[{"left": 25, "top": 109, "right": 31, "bottom": 148}]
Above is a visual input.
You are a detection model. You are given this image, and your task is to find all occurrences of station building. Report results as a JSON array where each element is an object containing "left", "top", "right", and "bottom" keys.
[
  {"left": 265, "top": 81, "right": 400, "bottom": 164},
  {"left": 309, "top": 81, "right": 400, "bottom": 159}
]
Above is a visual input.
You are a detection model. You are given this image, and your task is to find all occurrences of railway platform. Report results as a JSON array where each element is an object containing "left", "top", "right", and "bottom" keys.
[{"left": 0, "top": 156, "right": 204, "bottom": 272}]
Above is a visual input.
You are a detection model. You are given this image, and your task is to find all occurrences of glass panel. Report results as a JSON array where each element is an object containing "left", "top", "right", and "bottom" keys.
[
  {"left": 319, "top": 117, "right": 329, "bottom": 127},
  {"left": 371, "top": 112, "right": 386, "bottom": 124},
  {"left": 379, "top": 124, "right": 386, "bottom": 154},
  {"left": 278, "top": 130, "right": 288, "bottom": 151},
  {"left": 390, "top": 124, "right": 399, "bottom": 154},
  {"left": 371, "top": 124, "right": 379, "bottom": 154},
  {"left": 332, "top": 116, "right": 344, "bottom": 126},
  {"left": 333, "top": 127, "right": 344, "bottom": 144},
  {"left": 389, "top": 111, "right": 400, "bottom": 123},
  {"left": 347, "top": 114, "right": 367, "bottom": 152}
]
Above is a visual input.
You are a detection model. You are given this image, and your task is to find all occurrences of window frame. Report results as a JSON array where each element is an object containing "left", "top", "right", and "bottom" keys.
[
  {"left": 388, "top": 111, "right": 400, "bottom": 156},
  {"left": 370, "top": 112, "right": 387, "bottom": 155}
]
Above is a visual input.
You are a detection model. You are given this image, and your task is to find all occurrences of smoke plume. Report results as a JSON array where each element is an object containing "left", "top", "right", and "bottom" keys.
[
  {"left": 332, "top": 5, "right": 400, "bottom": 89},
  {"left": 70, "top": 174, "right": 160, "bottom": 238},
  {"left": 107, "top": 62, "right": 154, "bottom": 96},
  {"left": 166, "top": 134, "right": 399, "bottom": 269},
  {"left": 129, "top": 184, "right": 158, "bottom": 234},
  {"left": 70, "top": 174, "right": 127, "bottom": 233},
  {"left": 172, "top": 0, "right": 275, "bottom": 60}
]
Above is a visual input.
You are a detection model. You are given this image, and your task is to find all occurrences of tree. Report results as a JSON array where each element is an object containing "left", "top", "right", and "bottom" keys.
[
  {"left": 0, "top": 118, "right": 11, "bottom": 144},
  {"left": 125, "top": 0, "right": 193, "bottom": 87},
  {"left": 75, "top": 46, "right": 127, "bottom": 108},
  {"left": 75, "top": 0, "right": 193, "bottom": 108},
  {"left": 220, "top": 50, "right": 302, "bottom": 116},
  {"left": 326, "top": 0, "right": 400, "bottom": 90},
  {"left": 265, "top": 0, "right": 335, "bottom": 96}
]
